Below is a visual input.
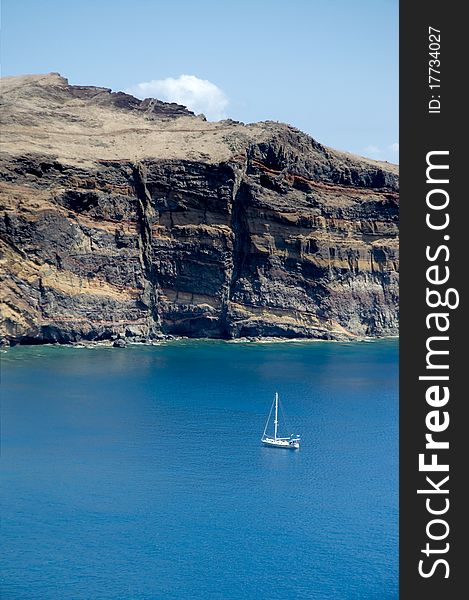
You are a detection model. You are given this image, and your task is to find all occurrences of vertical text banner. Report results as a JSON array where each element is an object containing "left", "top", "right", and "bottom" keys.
[{"left": 400, "top": 1, "right": 465, "bottom": 598}]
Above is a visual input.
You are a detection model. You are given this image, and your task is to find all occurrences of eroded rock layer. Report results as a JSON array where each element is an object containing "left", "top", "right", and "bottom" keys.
[{"left": 0, "top": 73, "right": 398, "bottom": 343}]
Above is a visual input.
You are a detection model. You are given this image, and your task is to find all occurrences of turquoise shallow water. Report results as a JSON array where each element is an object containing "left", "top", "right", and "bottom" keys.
[{"left": 1, "top": 339, "right": 398, "bottom": 600}]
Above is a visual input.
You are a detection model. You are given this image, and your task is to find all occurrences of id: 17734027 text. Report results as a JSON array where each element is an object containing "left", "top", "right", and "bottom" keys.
[{"left": 428, "top": 26, "right": 441, "bottom": 114}]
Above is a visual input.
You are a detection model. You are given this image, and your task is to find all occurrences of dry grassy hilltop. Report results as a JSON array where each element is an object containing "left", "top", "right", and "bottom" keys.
[{"left": 0, "top": 73, "right": 398, "bottom": 344}]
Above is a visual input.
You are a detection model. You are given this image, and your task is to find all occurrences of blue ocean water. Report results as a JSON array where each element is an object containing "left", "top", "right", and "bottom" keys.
[{"left": 1, "top": 339, "right": 398, "bottom": 600}]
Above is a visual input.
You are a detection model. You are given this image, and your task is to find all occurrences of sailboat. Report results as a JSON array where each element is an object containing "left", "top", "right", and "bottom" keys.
[{"left": 261, "top": 392, "right": 301, "bottom": 449}]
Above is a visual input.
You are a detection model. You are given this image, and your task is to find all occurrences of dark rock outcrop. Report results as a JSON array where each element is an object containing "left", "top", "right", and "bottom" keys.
[
  {"left": 113, "top": 338, "right": 127, "bottom": 348},
  {"left": 0, "top": 73, "right": 398, "bottom": 344}
]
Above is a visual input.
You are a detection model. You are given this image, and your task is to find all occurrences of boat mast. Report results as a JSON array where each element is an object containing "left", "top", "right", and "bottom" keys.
[{"left": 274, "top": 392, "right": 279, "bottom": 440}]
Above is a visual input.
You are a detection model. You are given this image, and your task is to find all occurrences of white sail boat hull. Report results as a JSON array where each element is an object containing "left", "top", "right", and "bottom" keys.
[{"left": 261, "top": 436, "right": 300, "bottom": 449}]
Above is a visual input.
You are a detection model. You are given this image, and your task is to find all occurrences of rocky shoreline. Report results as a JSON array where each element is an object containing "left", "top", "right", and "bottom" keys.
[{"left": 1, "top": 333, "right": 399, "bottom": 351}]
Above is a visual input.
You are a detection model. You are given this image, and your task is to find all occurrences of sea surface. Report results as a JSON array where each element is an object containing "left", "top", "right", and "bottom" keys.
[{"left": 1, "top": 339, "right": 398, "bottom": 600}]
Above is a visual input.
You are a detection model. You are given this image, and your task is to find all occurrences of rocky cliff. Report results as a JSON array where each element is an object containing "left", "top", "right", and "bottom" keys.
[{"left": 0, "top": 73, "right": 398, "bottom": 344}]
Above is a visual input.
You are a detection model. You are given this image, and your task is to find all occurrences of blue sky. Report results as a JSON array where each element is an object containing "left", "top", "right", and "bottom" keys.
[{"left": 1, "top": 0, "right": 398, "bottom": 162}]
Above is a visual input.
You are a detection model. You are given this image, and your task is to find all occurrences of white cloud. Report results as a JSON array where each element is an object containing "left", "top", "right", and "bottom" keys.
[
  {"left": 127, "top": 75, "right": 229, "bottom": 121},
  {"left": 363, "top": 142, "right": 399, "bottom": 162},
  {"left": 364, "top": 145, "right": 382, "bottom": 157}
]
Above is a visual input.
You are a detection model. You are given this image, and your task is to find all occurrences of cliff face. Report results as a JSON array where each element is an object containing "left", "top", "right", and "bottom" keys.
[{"left": 0, "top": 73, "right": 398, "bottom": 343}]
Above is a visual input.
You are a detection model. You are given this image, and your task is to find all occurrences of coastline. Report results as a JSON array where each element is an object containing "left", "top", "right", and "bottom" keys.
[{"left": 1, "top": 334, "right": 399, "bottom": 352}]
